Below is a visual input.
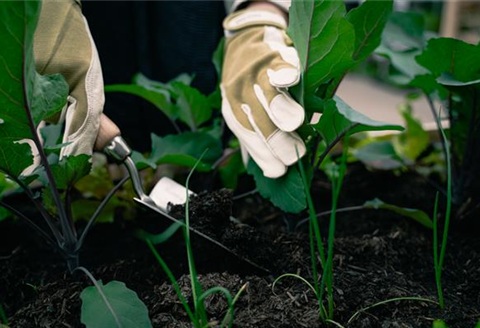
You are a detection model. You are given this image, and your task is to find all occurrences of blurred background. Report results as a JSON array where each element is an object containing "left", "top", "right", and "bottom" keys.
[{"left": 80, "top": 1, "right": 480, "bottom": 149}]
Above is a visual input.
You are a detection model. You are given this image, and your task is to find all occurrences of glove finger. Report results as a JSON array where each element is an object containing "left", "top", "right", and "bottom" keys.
[
  {"left": 254, "top": 83, "right": 304, "bottom": 132},
  {"left": 221, "top": 87, "right": 287, "bottom": 178},
  {"left": 263, "top": 26, "right": 301, "bottom": 88},
  {"left": 267, "top": 129, "right": 307, "bottom": 166}
]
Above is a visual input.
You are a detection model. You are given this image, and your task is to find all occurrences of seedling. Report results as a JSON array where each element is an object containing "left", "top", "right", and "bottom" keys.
[
  {"left": 432, "top": 107, "right": 453, "bottom": 309},
  {"left": 143, "top": 153, "right": 246, "bottom": 327}
]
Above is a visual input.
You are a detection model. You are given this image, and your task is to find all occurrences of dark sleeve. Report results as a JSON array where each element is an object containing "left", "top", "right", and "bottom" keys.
[{"left": 82, "top": 2, "right": 226, "bottom": 150}]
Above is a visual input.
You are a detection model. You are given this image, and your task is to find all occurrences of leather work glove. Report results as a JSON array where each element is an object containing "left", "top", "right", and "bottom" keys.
[
  {"left": 221, "top": 7, "right": 306, "bottom": 179},
  {"left": 34, "top": 0, "right": 104, "bottom": 158}
]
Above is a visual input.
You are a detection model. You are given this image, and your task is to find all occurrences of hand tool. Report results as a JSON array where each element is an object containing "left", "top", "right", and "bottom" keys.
[{"left": 95, "top": 114, "right": 270, "bottom": 273}]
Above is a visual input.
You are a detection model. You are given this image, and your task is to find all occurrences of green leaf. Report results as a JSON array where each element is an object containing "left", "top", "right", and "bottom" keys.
[
  {"left": 376, "top": 44, "right": 428, "bottom": 81},
  {"left": 212, "top": 38, "right": 225, "bottom": 77},
  {"left": 288, "top": 0, "right": 355, "bottom": 94},
  {"left": 382, "top": 12, "right": 426, "bottom": 51},
  {"left": 136, "top": 222, "right": 182, "bottom": 245},
  {"left": 172, "top": 82, "right": 212, "bottom": 130},
  {"left": 0, "top": 141, "right": 33, "bottom": 178},
  {"left": 247, "top": 160, "right": 306, "bottom": 214},
  {"left": 72, "top": 198, "right": 124, "bottom": 223},
  {"left": 104, "top": 84, "right": 177, "bottom": 120},
  {"left": 50, "top": 155, "right": 92, "bottom": 190},
  {"left": 0, "top": 1, "right": 68, "bottom": 179},
  {"left": 432, "top": 320, "right": 449, "bottom": 328},
  {"left": 392, "top": 105, "right": 429, "bottom": 161},
  {"left": 80, "top": 280, "right": 152, "bottom": 328},
  {"left": 134, "top": 132, "right": 222, "bottom": 171},
  {"left": 364, "top": 198, "right": 433, "bottom": 229},
  {"left": 31, "top": 73, "right": 69, "bottom": 125},
  {"left": 313, "top": 97, "right": 403, "bottom": 145},
  {"left": 219, "top": 151, "right": 245, "bottom": 189},
  {"left": 409, "top": 74, "right": 449, "bottom": 99},
  {"left": 346, "top": 0, "right": 393, "bottom": 62},
  {"left": 416, "top": 38, "right": 480, "bottom": 83},
  {"left": 75, "top": 154, "right": 114, "bottom": 199},
  {"left": 436, "top": 73, "right": 480, "bottom": 87},
  {"left": 353, "top": 141, "right": 404, "bottom": 170}
]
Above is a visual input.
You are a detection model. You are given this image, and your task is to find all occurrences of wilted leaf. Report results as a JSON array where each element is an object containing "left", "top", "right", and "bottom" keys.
[
  {"left": 80, "top": 280, "right": 152, "bottom": 328},
  {"left": 364, "top": 198, "right": 433, "bottom": 228},
  {"left": 247, "top": 161, "right": 306, "bottom": 214}
]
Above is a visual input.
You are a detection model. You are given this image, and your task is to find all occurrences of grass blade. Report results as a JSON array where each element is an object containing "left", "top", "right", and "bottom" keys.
[
  {"left": 146, "top": 240, "right": 198, "bottom": 325},
  {"left": 347, "top": 297, "right": 437, "bottom": 324},
  {"left": 0, "top": 300, "right": 7, "bottom": 325}
]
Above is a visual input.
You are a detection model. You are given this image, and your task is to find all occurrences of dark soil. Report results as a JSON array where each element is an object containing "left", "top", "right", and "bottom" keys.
[{"left": 1, "top": 164, "right": 479, "bottom": 327}]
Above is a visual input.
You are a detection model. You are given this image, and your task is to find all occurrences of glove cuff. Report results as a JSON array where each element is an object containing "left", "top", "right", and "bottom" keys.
[{"left": 223, "top": 9, "right": 287, "bottom": 36}]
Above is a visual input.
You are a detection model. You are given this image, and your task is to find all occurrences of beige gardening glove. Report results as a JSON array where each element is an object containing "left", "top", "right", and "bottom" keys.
[
  {"left": 34, "top": 0, "right": 104, "bottom": 158},
  {"left": 221, "top": 8, "right": 306, "bottom": 179}
]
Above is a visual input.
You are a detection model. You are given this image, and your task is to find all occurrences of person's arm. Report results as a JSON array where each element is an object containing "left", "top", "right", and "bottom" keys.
[{"left": 34, "top": 0, "right": 104, "bottom": 158}]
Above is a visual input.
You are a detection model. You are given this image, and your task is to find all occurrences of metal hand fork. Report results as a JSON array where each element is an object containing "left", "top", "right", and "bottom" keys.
[{"left": 95, "top": 114, "right": 270, "bottom": 273}]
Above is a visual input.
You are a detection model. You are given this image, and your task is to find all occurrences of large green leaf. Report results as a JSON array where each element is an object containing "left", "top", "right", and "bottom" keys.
[
  {"left": 313, "top": 97, "right": 403, "bottom": 145},
  {"left": 416, "top": 38, "right": 480, "bottom": 83},
  {"left": 288, "top": 0, "right": 355, "bottom": 94},
  {"left": 80, "top": 280, "right": 152, "bottom": 328},
  {"left": 247, "top": 161, "right": 306, "bottom": 214},
  {"left": 346, "top": 0, "right": 393, "bottom": 62},
  {"left": 375, "top": 12, "right": 428, "bottom": 84},
  {"left": 133, "top": 132, "right": 222, "bottom": 171},
  {"left": 104, "top": 84, "right": 177, "bottom": 120},
  {"left": 172, "top": 82, "right": 212, "bottom": 130},
  {"left": 0, "top": 1, "right": 68, "bottom": 179}
]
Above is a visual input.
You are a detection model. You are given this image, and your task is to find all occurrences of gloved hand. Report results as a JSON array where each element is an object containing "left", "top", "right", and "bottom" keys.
[
  {"left": 221, "top": 7, "right": 306, "bottom": 179},
  {"left": 34, "top": 0, "right": 104, "bottom": 158}
]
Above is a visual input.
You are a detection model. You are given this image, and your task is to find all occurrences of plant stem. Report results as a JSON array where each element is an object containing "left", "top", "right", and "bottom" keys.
[
  {"left": 320, "top": 135, "right": 349, "bottom": 320},
  {"left": 0, "top": 200, "right": 57, "bottom": 248},
  {"left": 432, "top": 192, "right": 442, "bottom": 307},
  {"left": 298, "top": 156, "right": 326, "bottom": 320},
  {"left": 436, "top": 107, "right": 453, "bottom": 310},
  {"left": 76, "top": 176, "right": 129, "bottom": 251},
  {"left": 8, "top": 175, "right": 63, "bottom": 245},
  {"left": 184, "top": 151, "right": 208, "bottom": 325}
]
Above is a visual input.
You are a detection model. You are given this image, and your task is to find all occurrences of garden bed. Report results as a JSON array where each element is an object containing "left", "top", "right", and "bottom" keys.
[{"left": 1, "top": 164, "right": 479, "bottom": 327}]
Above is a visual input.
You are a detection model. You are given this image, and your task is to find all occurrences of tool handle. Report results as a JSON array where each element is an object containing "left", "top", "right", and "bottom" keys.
[{"left": 95, "top": 114, "right": 121, "bottom": 151}]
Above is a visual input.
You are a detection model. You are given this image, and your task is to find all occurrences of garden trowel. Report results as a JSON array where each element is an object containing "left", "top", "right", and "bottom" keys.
[{"left": 95, "top": 114, "right": 269, "bottom": 273}]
